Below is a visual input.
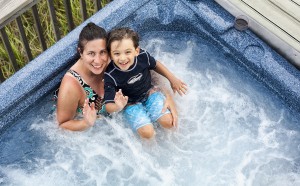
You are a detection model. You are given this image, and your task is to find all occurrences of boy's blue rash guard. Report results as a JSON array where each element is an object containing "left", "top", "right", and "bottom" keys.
[{"left": 104, "top": 49, "right": 157, "bottom": 104}]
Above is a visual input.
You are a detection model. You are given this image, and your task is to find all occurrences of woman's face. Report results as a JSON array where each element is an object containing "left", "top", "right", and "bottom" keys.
[{"left": 80, "top": 39, "right": 109, "bottom": 75}]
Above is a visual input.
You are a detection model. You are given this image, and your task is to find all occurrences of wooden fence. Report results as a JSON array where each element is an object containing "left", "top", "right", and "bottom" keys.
[{"left": 0, "top": 0, "right": 112, "bottom": 83}]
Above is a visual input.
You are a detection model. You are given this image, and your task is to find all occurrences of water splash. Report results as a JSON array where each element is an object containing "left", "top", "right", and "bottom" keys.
[{"left": 1, "top": 31, "right": 300, "bottom": 185}]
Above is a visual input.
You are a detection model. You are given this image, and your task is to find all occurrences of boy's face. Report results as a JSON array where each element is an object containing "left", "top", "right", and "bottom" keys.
[{"left": 110, "top": 38, "right": 139, "bottom": 71}]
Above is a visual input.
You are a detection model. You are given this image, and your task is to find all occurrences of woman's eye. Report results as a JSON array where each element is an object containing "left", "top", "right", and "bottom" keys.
[{"left": 100, "top": 50, "right": 107, "bottom": 55}]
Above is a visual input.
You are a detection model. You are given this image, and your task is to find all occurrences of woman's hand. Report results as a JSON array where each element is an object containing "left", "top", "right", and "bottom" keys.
[
  {"left": 114, "top": 89, "right": 128, "bottom": 111},
  {"left": 162, "top": 93, "right": 178, "bottom": 127},
  {"left": 82, "top": 98, "right": 97, "bottom": 127}
]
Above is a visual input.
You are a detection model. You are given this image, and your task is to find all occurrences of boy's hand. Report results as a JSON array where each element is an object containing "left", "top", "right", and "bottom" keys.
[
  {"left": 114, "top": 89, "right": 128, "bottom": 111},
  {"left": 171, "top": 78, "right": 188, "bottom": 96},
  {"left": 162, "top": 93, "right": 178, "bottom": 127}
]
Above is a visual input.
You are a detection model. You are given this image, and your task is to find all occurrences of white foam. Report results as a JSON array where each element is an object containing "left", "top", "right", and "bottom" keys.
[{"left": 2, "top": 33, "right": 300, "bottom": 185}]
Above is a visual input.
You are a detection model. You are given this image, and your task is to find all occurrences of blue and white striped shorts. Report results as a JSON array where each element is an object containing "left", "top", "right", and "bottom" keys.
[{"left": 123, "top": 92, "right": 170, "bottom": 131}]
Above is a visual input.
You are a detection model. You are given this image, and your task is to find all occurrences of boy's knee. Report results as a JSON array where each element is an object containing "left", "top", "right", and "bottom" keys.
[
  {"left": 158, "top": 114, "right": 173, "bottom": 129},
  {"left": 137, "top": 125, "right": 154, "bottom": 139}
]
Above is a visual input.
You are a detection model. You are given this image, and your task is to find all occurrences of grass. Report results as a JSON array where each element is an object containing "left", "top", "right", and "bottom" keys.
[{"left": 0, "top": 0, "right": 109, "bottom": 80}]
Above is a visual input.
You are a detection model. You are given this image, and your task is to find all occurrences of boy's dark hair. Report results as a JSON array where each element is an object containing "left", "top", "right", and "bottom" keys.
[
  {"left": 107, "top": 27, "right": 139, "bottom": 53},
  {"left": 77, "top": 22, "right": 107, "bottom": 53}
]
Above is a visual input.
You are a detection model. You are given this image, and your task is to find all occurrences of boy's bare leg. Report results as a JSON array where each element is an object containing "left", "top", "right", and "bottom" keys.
[{"left": 137, "top": 124, "right": 155, "bottom": 139}]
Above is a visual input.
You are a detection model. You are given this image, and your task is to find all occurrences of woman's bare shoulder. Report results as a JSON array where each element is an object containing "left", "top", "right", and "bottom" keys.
[{"left": 59, "top": 72, "right": 83, "bottom": 96}]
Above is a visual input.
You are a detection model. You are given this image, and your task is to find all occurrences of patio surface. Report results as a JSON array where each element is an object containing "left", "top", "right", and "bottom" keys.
[{"left": 215, "top": 0, "right": 300, "bottom": 67}]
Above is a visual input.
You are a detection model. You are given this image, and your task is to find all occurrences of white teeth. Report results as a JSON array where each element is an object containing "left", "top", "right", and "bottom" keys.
[{"left": 93, "top": 64, "right": 102, "bottom": 68}]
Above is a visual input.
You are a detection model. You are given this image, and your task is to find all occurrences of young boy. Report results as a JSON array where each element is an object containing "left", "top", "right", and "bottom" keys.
[{"left": 104, "top": 27, "right": 187, "bottom": 139}]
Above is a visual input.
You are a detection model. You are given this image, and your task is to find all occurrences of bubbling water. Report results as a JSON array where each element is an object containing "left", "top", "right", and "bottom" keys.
[{"left": 1, "top": 31, "right": 300, "bottom": 186}]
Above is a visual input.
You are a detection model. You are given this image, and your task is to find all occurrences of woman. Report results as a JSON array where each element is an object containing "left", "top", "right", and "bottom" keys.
[{"left": 56, "top": 22, "right": 178, "bottom": 131}]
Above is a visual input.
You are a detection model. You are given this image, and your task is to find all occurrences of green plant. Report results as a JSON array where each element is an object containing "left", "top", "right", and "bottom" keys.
[{"left": 0, "top": 0, "right": 109, "bottom": 79}]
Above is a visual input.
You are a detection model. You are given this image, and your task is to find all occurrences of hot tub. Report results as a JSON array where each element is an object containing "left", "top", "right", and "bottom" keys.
[{"left": 0, "top": 0, "right": 300, "bottom": 185}]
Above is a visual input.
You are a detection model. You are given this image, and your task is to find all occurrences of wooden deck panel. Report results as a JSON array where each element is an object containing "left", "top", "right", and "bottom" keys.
[
  {"left": 224, "top": 0, "right": 300, "bottom": 52},
  {"left": 0, "top": 0, "right": 34, "bottom": 26},
  {"left": 270, "top": 0, "right": 300, "bottom": 22}
]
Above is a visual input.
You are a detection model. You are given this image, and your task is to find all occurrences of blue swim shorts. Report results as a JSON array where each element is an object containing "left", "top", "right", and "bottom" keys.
[{"left": 123, "top": 92, "right": 171, "bottom": 131}]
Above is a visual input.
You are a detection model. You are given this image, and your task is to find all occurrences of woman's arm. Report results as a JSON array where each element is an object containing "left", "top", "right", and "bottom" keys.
[{"left": 56, "top": 75, "right": 96, "bottom": 131}]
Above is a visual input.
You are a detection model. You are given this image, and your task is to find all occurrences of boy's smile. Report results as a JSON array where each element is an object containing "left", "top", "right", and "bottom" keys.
[{"left": 110, "top": 38, "right": 140, "bottom": 71}]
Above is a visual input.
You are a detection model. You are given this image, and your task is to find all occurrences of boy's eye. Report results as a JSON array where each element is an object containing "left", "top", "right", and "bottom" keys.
[
  {"left": 89, "top": 52, "right": 95, "bottom": 56},
  {"left": 113, "top": 53, "right": 120, "bottom": 56}
]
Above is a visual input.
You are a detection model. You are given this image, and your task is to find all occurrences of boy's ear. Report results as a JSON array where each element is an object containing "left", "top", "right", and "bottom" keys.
[{"left": 135, "top": 46, "right": 140, "bottom": 56}]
